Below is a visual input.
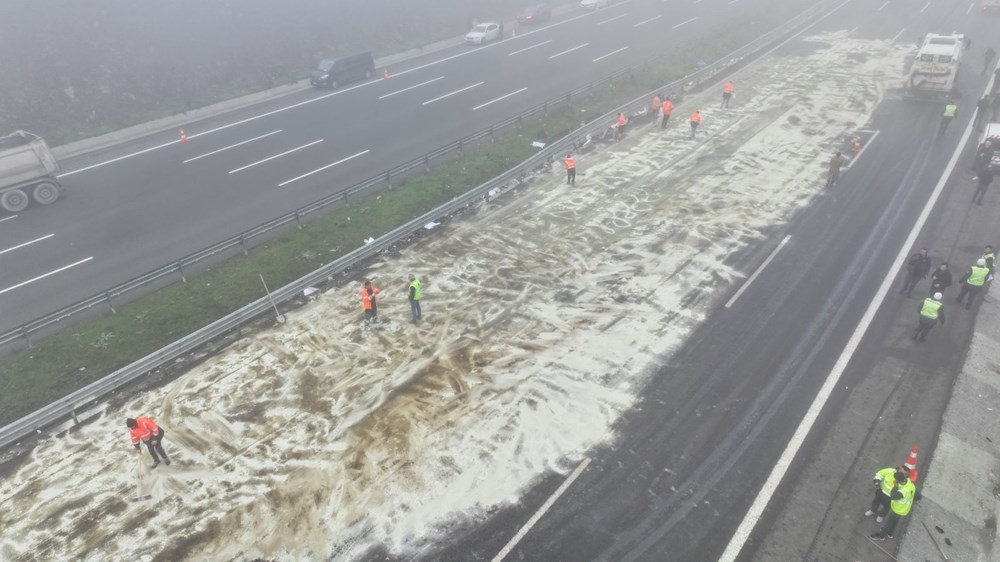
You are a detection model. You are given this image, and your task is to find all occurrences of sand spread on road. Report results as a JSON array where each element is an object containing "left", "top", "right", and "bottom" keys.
[{"left": 0, "top": 32, "right": 907, "bottom": 561}]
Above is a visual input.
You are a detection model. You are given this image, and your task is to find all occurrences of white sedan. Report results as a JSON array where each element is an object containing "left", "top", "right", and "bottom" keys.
[
  {"left": 580, "top": 0, "right": 609, "bottom": 9},
  {"left": 465, "top": 22, "right": 502, "bottom": 45}
]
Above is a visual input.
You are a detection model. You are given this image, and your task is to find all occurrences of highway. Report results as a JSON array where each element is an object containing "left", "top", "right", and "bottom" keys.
[{"left": 0, "top": 0, "right": 812, "bottom": 335}]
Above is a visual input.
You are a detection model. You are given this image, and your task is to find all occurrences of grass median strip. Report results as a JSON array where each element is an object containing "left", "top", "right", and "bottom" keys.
[{"left": 0, "top": 8, "right": 794, "bottom": 427}]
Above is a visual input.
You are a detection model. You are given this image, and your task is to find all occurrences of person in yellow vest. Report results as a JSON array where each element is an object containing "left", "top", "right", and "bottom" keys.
[
  {"left": 407, "top": 274, "right": 422, "bottom": 323},
  {"left": 870, "top": 470, "right": 917, "bottom": 540},
  {"left": 939, "top": 101, "right": 958, "bottom": 135},
  {"left": 865, "top": 466, "right": 908, "bottom": 523},
  {"left": 957, "top": 258, "right": 989, "bottom": 310},
  {"left": 913, "top": 292, "right": 945, "bottom": 342}
]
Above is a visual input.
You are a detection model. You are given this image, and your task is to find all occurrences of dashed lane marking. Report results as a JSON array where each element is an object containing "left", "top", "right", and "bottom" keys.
[
  {"left": 228, "top": 140, "right": 323, "bottom": 174},
  {"left": 0, "top": 257, "right": 94, "bottom": 296},
  {"left": 0, "top": 233, "right": 55, "bottom": 256},
  {"left": 183, "top": 130, "right": 283, "bottom": 163},
  {"left": 724, "top": 235, "right": 791, "bottom": 309}
]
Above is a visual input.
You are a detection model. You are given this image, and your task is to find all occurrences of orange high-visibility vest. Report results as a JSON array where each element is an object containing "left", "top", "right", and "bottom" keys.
[
  {"left": 724, "top": 81, "right": 734, "bottom": 94},
  {"left": 661, "top": 100, "right": 674, "bottom": 115},
  {"left": 690, "top": 112, "right": 702, "bottom": 123},
  {"left": 360, "top": 286, "right": 380, "bottom": 310},
  {"left": 129, "top": 417, "right": 160, "bottom": 444},
  {"left": 617, "top": 113, "right": 626, "bottom": 126},
  {"left": 564, "top": 157, "right": 576, "bottom": 169}
]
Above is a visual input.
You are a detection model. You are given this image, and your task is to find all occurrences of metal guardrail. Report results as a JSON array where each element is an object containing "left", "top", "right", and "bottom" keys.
[{"left": 0, "top": 0, "right": 836, "bottom": 450}]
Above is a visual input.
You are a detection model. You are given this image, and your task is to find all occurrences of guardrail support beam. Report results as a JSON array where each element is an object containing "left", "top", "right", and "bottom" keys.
[
  {"left": 105, "top": 291, "right": 117, "bottom": 315},
  {"left": 179, "top": 261, "right": 187, "bottom": 283},
  {"left": 21, "top": 326, "right": 33, "bottom": 348},
  {"left": 240, "top": 234, "right": 249, "bottom": 256}
]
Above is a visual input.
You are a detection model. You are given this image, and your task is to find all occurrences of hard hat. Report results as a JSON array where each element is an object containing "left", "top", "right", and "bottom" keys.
[
  {"left": 934, "top": 292, "right": 943, "bottom": 300},
  {"left": 978, "top": 258, "right": 987, "bottom": 266}
]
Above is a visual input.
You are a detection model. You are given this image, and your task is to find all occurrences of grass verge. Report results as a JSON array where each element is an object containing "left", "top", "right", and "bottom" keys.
[{"left": 0, "top": 4, "right": 800, "bottom": 426}]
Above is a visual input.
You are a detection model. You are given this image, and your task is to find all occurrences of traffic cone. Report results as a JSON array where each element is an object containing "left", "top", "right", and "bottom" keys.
[
  {"left": 850, "top": 135, "right": 862, "bottom": 153},
  {"left": 179, "top": 129, "right": 189, "bottom": 143},
  {"left": 383, "top": 68, "right": 389, "bottom": 80},
  {"left": 903, "top": 444, "right": 919, "bottom": 482}
]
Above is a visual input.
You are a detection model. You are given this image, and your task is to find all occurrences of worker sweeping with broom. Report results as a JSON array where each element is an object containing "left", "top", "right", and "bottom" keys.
[{"left": 127, "top": 416, "right": 171, "bottom": 468}]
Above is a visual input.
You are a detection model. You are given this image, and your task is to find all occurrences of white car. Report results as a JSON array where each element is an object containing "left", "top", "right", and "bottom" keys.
[
  {"left": 465, "top": 22, "right": 502, "bottom": 45},
  {"left": 580, "top": 0, "right": 608, "bottom": 9}
]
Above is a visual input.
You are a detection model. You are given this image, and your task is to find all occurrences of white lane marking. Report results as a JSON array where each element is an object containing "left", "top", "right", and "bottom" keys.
[
  {"left": 182, "top": 130, "right": 282, "bottom": 163},
  {"left": 278, "top": 149, "right": 371, "bottom": 187},
  {"left": 846, "top": 130, "right": 880, "bottom": 169},
  {"left": 0, "top": 215, "right": 17, "bottom": 224},
  {"left": 549, "top": 43, "right": 591, "bottom": 59},
  {"left": 58, "top": 140, "right": 180, "bottom": 178},
  {"left": 422, "top": 81, "right": 485, "bottom": 105},
  {"left": 508, "top": 40, "right": 553, "bottom": 56},
  {"left": 694, "top": 0, "right": 704, "bottom": 4},
  {"left": 966, "top": 1, "right": 974, "bottom": 13},
  {"left": 228, "top": 139, "right": 323, "bottom": 174},
  {"left": 593, "top": 46, "right": 630, "bottom": 62},
  {"left": 598, "top": 13, "right": 628, "bottom": 25},
  {"left": 672, "top": 17, "right": 698, "bottom": 29},
  {"left": 473, "top": 88, "right": 528, "bottom": 111},
  {"left": 919, "top": 1, "right": 931, "bottom": 12},
  {"left": 490, "top": 458, "right": 592, "bottom": 562},
  {"left": 890, "top": 28, "right": 906, "bottom": 42},
  {"left": 634, "top": 15, "right": 662, "bottom": 27},
  {"left": 718, "top": 59, "right": 998, "bottom": 562},
  {"left": 0, "top": 234, "right": 55, "bottom": 256},
  {"left": 877, "top": 0, "right": 890, "bottom": 11},
  {"left": 724, "top": 235, "right": 791, "bottom": 309},
  {"left": 377, "top": 76, "right": 445, "bottom": 100},
  {"left": 728, "top": 0, "right": 738, "bottom": 4},
  {"left": 0, "top": 257, "right": 94, "bottom": 296}
]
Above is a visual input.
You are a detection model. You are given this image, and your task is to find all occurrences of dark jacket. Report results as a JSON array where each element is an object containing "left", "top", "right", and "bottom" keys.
[
  {"left": 906, "top": 253, "right": 932, "bottom": 278},
  {"left": 929, "top": 268, "right": 952, "bottom": 292}
]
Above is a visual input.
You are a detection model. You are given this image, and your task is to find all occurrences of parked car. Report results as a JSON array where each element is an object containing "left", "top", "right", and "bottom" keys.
[
  {"left": 465, "top": 22, "right": 502, "bottom": 44},
  {"left": 517, "top": 4, "right": 553, "bottom": 24},
  {"left": 310, "top": 52, "right": 375, "bottom": 88},
  {"left": 580, "top": 0, "right": 608, "bottom": 9}
]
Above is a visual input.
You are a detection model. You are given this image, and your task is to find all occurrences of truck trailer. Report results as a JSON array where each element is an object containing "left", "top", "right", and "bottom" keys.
[{"left": 0, "top": 130, "right": 62, "bottom": 213}]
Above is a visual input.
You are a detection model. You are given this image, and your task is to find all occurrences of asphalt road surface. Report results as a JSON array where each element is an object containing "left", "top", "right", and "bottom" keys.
[{"left": 0, "top": 0, "right": 816, "bottom": 335}]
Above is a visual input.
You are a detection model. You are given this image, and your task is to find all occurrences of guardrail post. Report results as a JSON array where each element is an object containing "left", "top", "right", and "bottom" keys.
[
  {"left": 178, "top": 260, "right": 187, "bottom": 283},
  {"left": 21, "top": 326, "right": 33, "bottom": 348},
  {"left": 294, "top": 209, "right": 303, "bottom": 229},
  {"left": 105, "top": 291, "right": 117, "bottom": 315},
  {"left": 543, "top": 101, "right": 548, "bottom": 115},
  {"left": 458, "top": 139, "right": 464, "bottom": 154},
  {"left": 489, "top": 127, "right": 495, "bottom": 142},
  {"left": 385, "top": 171, "right": 392, "bottom": 188},
  {"left": 71, "top": 408, "right": 80, "bottom": 425},
  {"left": 517, "top": 114, "right": 523, "bottom": 129},
  {"left": 240, "top": 234, "right": 249, "bottom": 256},
  {"left": 424, "top": 156, "right": 431, "bottom": 172}
]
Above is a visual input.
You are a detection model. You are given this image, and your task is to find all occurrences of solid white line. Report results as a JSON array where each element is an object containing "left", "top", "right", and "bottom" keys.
[
  {"left": 277, "top": 149, "right": 371, "bottom": 187},
  {"left": 0, "top": 257, "right": 94, "bottom": 296},
  {"left": 846, "top": 130, "right": 881, "bottom": 169},
  {"left": 377, "top": 76, "right": 445, "bottom": 100},
  {"left": 724, "top": 235, "right": 791, "bottom": 308},
  {"left": 717, "top": 59, "right": 997, "bottom": 562},
  {"left": 228, "top": 139, "right": 323, "bottom": 174},
  {"left": 593, "top": 46, "right": 630, "bottom": 62},
  {"left": 422, "top": 82, "right": 484, "bottom": 105},
  {"left": 966, "top": 1, "right": 974, "bottom": 14},
  {"left": 508, "top": 40, "right": 553, "bottom": 56},
  {"left": 58, "top": 140, "right": 180, "bottom": 178},
  {"left": 182, "top": 130, "right": 282, "bottom": 163},
  {"left": 890, "top": 28, "right": 906, "bottom": 42},
  {"left": 549, "top": 43, "right": 590, "bottom": 59},
  {"left": 877, "top": 0, "right": 890, "bottom": 11},
  {"left": 672, "top": 17, "right": 698, "bottom": 29},
  {"left": 0, "top": 215, "right": 17, "bottom": 224},
  {"left": 491, "top": 458, "right": 592, "bottom": 562},
  {"left": 473, "top": 88, "right": 528, "bottom": 110},
  {"left": 919, "top": 1, "right": 930, "bottom": 12},
  {"left": 0, "top": 233, "right": 55, "bottom": 256},
  {"left": 634, "top": 15, "right": 662, "bottom": 27},
  {"left": 598, "top": 13, "right": 628, "bottom": 25}
]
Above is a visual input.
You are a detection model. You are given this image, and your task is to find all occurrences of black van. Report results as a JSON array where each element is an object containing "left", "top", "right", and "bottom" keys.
[{"left": 310, "top": 52, "right": 375, "bottom": 88}]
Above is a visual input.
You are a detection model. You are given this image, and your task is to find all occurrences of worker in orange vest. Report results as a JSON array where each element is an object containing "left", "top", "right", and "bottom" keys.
[
  {"left": 689, "top": 110, "right": 702, "bottom": 138},
  {"left": 616, "top": 112, "right": 627, "bottom": 140},
  {"left": 360, "top": 280, "right": 380, "bottom": 326},
  {"left": 651, "top": 94, "right": 662, "bottom": 120},
  {"left": 564, "top": 153, "right": 576, "bottom": 186},
  {"left": 661, "top": 97, "right": 674, "bottom": 129},
  {"left": 722, "top": 81, "right": 735, "bottom": 108},
  {"left": 127, "top": 417, "right": 170, "bottom": 468}
]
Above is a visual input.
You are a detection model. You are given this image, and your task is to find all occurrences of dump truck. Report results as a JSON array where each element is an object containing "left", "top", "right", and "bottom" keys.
[
  {"left": 907, "top": 33, "right": 964, "bottom": 96},
  {"left": 0, "top": 130, "right": 62, "bottom": 213}
]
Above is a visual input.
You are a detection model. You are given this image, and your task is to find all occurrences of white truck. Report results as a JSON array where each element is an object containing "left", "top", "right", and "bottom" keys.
[
  {"left": 0, "top": 130, "right": 62, "bottom": 213},
  {"left": 908, "top": 33, "right": 964, "bottom": 96}
]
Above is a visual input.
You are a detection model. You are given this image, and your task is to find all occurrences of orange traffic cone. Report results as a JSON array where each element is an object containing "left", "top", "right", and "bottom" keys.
[
  {"left": 903, "top": 444, "right": 918, "bottom": 482},
  {"left": 179, "top": 129, "right": 189, "bottom": 143},
  {"left": 383, "top": 68, "right": 389, "bottom": 80},
  {"left": 850, "top": 135, "right": 862, "bottom": 153}
]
